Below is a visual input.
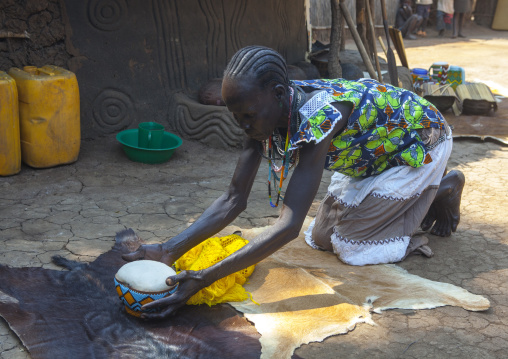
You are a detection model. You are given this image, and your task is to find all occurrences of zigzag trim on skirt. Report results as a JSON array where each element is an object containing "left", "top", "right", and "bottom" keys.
[
  {"left": 369, "top": 191, "right": 422, "bottom": 202},
  {"left": 332, "top": 231, "right": 407, "bottom": 246},
  {"left": 425, "top": 133, "right": 448, "bottom": 151},
  {"left": 328, "top": 190, "right": 423, "bottom": 208},
  {"left": 329, "top": 194, "right": 360, "bottom": 208}
]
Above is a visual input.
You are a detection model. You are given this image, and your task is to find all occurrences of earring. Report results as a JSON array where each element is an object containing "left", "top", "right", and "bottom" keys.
[{"left": 279, "top": 101, "right": 283, "bottom": 108}]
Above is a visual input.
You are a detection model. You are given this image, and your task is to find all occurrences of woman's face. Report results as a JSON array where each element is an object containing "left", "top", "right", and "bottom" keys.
[{"left": 222, "top": 77, "right": 288, "bottom": 141}]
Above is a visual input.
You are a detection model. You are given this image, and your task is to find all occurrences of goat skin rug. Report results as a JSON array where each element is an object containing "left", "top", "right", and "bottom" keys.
[
  {"left": 221, "top": 218, "right": 490, "bottom": 359},
  {"left": 0, "top": 229, "right": 262, "bottom": 359},
  {"left": 0, "top": 220, "right": 490, "bottom": 359}
]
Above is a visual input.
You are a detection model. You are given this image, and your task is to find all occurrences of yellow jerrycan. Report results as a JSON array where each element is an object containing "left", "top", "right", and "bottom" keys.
[
  {"left": 8, "top": 65, "right": 80, "bottom": 168},
  {"left": 0, "top": 71, "right": 21, "bottom": 176}
]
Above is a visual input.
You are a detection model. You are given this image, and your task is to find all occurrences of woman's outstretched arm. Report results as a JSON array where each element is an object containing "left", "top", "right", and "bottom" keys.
[
  {"left": 141, "top": 103, "right": 351, "bottom": 319},
  {"left": 122, "top": 136, "right": 263, "bottom": 265}
]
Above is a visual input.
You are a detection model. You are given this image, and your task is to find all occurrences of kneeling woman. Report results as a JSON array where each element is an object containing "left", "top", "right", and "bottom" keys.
[{"left": 124, "top": 46, "right": 464, "bottom": 318}]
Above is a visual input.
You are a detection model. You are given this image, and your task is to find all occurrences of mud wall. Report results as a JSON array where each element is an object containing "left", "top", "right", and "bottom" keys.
[
  {"left": 0, "top": 0, "right": 75, "bottom": 70},
  {"left": 0, "top": 0, "right": 308, "bottom": 146}
]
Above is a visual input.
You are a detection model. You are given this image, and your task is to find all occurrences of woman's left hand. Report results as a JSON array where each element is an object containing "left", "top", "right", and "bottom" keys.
[{"left": 139, "top": 270, "right": 206, "bottom": 319}]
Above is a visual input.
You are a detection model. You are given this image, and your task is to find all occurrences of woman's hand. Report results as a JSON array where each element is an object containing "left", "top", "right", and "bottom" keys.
[
  {"left": 139, "top": 270, "right": 207, "bottom": 319},
  {"left": 122, "top": 244, "right": 206, "bottom": 319},
  {"left": 121, "top": 243, "right": 177, "bottom": 267}
]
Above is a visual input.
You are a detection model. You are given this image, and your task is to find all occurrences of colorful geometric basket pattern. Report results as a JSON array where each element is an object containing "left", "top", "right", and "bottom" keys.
[
  {"left": 447, "top": 66, "right": 465, "bottom": 90},
  {"left": 114, "top": 277, "right": 178, "bottom": 317},
  {"left": 428, "top": 63, "right": 465, "bottom": 90}
]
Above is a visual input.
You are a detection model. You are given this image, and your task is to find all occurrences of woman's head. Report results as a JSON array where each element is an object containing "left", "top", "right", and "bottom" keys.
[
  {"left": 222, "top": 46, "right": 291, "bottom": 141},
  {"left": 223, "top": 46, "right": 289, "bottom": 88}
]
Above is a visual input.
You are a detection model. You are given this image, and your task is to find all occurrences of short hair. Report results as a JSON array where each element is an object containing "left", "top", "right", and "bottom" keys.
[{"left": 223, "top": 46, "right": 289, "bottom": 88}]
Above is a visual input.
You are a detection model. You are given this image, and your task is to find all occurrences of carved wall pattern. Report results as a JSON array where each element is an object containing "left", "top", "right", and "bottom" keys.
[
  {"left": 174, "top": 93, "right": 244, "bottom": 149},
  {"left": 92, "top": 89, "right": 135, "bottom": 132},
  {"left": 87, "top": 0, "right": 129, "bottom": 32},
  {"left": 152, "top": 0, "right": 187, "bottom": 91},
  {"left": 198, "top": 0, "right": 248, "bottom": 79},
  {"left": 63, "top": 0, "right": 307, "bottom": 146}
]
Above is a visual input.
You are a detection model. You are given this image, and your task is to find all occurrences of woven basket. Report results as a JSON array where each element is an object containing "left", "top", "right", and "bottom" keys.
[
  {"left": 422, "top": 83, "right": 457, "bottom": 112},
  {"left": 426, "top": 96, "right": 456, "bottom": 112},
  {"left": 462, "top": 100, "right": 497, "bottom": 115},
  {"left": 455, "top": 83, "right": 497, "bottom": 115}
]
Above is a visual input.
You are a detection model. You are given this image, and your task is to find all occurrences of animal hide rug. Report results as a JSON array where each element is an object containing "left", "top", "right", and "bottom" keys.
[
  {"left": 0, "top": 229, "right": 261, "bottom": 359},
  {"left": 225, "top": 218, "right": 490, "bottom": 359}
]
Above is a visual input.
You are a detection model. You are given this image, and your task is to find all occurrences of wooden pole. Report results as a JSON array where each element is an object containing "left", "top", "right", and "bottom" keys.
[
  {"left": 381, "top": 0, "right": 399, "bottom": 86},
  {"left": 356, "top": 0, "right": 371, "bottom": 56},
  {"left": 339, "top": 1, "right": 378, "bottom": 79},
  {"left": 340, "top": 15, "right": 346, "bottom": 51},
  {"left": 328, "top": 0, "right": 343, "bottom": 78},
  {"left": 365, "top": 0, "right": 376, "bottom": 61},
  {"left": 378, "top": 36, "right": 387, "bottom": 56},
  {"left": 366, "top": 0, "right": 383, "bottom": 82}
]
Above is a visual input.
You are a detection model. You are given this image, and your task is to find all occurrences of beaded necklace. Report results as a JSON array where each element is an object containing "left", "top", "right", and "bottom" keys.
[{"left": 266, "top": 86, "right": 303, "bottom": 208}]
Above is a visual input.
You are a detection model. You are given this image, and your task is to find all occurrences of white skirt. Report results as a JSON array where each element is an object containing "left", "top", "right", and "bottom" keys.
[{"left": 305, "top": 132, "right": 453, "bottom": 266}]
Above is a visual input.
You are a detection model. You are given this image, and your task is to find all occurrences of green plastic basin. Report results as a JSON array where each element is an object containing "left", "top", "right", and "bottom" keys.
[{"left": 116, "top": 129, "right": 182, "bottom": 164}]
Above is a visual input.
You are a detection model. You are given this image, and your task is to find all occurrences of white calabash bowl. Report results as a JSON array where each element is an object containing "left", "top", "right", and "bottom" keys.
[{"left": 114, "top": 260, "right": 178, "bottom": 317}]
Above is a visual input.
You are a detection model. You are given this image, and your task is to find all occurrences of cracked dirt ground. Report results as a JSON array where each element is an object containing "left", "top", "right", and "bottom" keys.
[
  {"left": 2, "top": 24, "right": 508, "bottom": 359},
  {"left": 1, "top": 135, "right": 507, "bottom": 359}
]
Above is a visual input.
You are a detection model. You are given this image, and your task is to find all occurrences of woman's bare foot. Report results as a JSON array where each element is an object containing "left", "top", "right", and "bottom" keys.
[{"left": 421, "top": 170, "right": 465, "bottom": 237}]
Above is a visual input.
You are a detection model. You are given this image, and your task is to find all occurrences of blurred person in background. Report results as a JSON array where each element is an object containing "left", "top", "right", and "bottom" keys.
[
  {"left": 437, "top": 0, "right": 454, "bottom": 37},
  {"left": 395, "top": 0, "right": 423, "bottom": 40},
  {"left": 415, "top": 0, "right": 433, "bottom": 37},
  {"left": 453, "top": 0, "right": 472, "bottom": 38}
]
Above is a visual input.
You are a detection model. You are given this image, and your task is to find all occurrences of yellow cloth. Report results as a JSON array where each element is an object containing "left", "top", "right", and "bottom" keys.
[{"left": 174, "top": 234, "right": 256, "bottom": 306}]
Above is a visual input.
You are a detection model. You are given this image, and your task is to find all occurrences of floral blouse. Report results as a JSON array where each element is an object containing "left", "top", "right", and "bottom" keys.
[{"left": 290, "top": 78, "right": 446, "bottom": 178}]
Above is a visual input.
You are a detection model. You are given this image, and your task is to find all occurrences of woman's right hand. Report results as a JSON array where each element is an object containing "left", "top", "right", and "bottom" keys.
[{"left": 121, "top": 243, "right": 177, "bottom": 266}]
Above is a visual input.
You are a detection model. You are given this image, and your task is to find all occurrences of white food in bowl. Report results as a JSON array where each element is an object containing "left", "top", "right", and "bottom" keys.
[{"left": 115, "top": 260, "right": 176, "bottom": 292}]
